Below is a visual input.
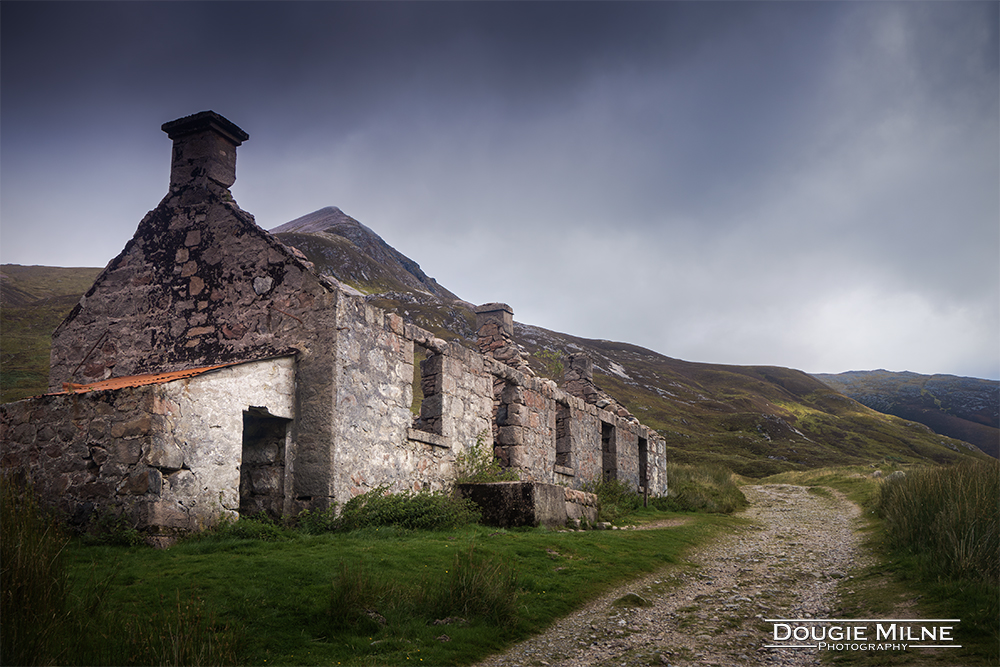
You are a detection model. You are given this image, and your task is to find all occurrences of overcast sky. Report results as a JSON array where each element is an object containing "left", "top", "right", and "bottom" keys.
[{"left": 2, "top": 2, "right": 997, "bottom": 380}]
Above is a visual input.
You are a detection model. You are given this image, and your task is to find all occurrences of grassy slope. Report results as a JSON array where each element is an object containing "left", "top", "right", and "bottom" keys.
[
  {"left": 0, "top": 265, "right": 103, "bottom": 402},
  {"left": 516, "top": 335, "right": 989, "bottom": 477},
  {"left": 814, "top": 370, "right": 1000, "bottom": 459}
]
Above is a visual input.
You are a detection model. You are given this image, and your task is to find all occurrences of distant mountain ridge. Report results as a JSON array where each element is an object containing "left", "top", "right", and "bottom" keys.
[
  {"left": 813, "top": 370, "right": 999, "bottom": 459},
  {"left": 2, "top": 208, "right": 992, "bottom": 473}
]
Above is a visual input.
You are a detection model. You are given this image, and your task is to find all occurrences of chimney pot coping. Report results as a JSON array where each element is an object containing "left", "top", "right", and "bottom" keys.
[
  {"left": 161, "top": 110, "right": 249, "bottom": 145},
  {"left": 475, "top": 302, "right": 513, "bottom": 315}
]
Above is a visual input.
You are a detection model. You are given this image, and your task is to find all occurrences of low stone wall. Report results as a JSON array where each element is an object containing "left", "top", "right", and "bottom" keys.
[{"left": 456, "top": 481, "right": 598, "bottom": 528}]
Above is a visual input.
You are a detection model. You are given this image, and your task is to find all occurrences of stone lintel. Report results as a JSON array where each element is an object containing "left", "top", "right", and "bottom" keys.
[{"left": 407, "top": 428, "right": 450, "bottom": 448}]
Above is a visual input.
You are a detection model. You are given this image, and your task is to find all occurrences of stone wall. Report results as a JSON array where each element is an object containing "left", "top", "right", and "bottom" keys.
[{"left": 456, "top": 482, "right": 599, "bottom": 528}]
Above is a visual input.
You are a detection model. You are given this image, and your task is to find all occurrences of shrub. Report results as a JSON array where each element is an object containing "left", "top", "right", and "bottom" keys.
[
  {"left": 181, "top": 513, "right": 293, "bottom": 544},
  {"left": 338, "top": 486, "right": 482, "bottom": 532},
  {"left": 872, "top": 460, "right": 999, "bottom": 584},
  {"left": 217, "top": 513, "right": 293, "bottom": 541},
  {"left": 531, "top": 349, "right": 565, "bottom": 379},
  {"left": 80, "top": 510, "right": 145, "bottom": 547},
  {"left": 296, "top": 504, "right": 339, "bottom": 534},
  {"left": 455, "top": 432, "right": 520, "bottom": 483},
  {"left": 582, "top": 477, "right": 641, "bottom": 523}
]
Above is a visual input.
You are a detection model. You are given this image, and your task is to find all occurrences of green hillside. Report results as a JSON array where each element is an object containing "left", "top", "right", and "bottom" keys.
[
  {"left": 814, "top": 370, "right": 999, "bottom": 459},
  {"left": 0, "top": 265, "right": 103, "bottom": 402}
]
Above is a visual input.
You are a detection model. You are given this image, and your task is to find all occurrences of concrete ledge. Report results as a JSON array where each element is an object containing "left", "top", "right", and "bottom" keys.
[
  {"left": 457, "top": 481, "right": 598, "bottom": 528},
  {"left": 554, "top": 464, "right": 574, "bottom": 476},
  {"left": 407, "top": 428, "right": 449, "bottom": 448}
]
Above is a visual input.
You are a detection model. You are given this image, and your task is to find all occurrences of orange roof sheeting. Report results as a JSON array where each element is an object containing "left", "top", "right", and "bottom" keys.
[{"left": 59, "top": 362, "right": 241, "bottom": 395}]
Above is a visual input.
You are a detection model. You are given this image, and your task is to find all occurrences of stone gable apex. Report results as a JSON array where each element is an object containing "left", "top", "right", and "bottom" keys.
[{"left": 49, "top": 113, "right": 337, "bottom": 389}]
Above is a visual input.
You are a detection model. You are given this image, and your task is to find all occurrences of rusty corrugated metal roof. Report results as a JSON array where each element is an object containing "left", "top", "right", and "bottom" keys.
[{"left": 58, "top": 362, "right": 240, "bottom": 395}]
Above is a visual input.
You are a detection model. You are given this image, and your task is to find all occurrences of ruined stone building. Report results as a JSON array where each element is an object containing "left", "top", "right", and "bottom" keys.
[{"left": 0, "top": 111, "right": 667, "bottom": 541}]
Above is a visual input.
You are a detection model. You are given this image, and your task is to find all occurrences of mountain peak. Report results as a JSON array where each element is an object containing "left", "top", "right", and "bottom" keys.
[
  {"left": 269, "top": 207, "right": 460, "bottom": 303},
  {"left": 270, "top": 206, "right": 360, "bottom": 235}
]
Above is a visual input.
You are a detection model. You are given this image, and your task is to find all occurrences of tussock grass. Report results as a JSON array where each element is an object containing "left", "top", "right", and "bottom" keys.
[
  {"left": 872, "top": 459, "right": 999, "bottom": 584},
  {"left": 1, "top": 473, "right": 70, "bottom": 666},
  {"left": 582, "top": 477, "right": 642, "bottom": 523},
  {"left": 655, "top": 463, "right": 748, "bottom": 514},
  {"left": 428, "top": 544, "right": 521, "bottom": 627}
]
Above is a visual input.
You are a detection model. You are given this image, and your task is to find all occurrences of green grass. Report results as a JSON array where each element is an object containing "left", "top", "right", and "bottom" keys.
[
  {"left": 581, "top": 477, "right": 642, "bottom": 523},
  {"left": 3, "top": 464, "right": 743, "bottom": 666},
  {"left": 655, "top": 463, "right": 748, "bottom": 514},
  {"left": 758, "top": 464, "right": 888, "bottom": 506},
  {"left": 1, "top": 473, "right": 242, "bottom": 666},
  {"left": 57, "top": 515, "right": 734, "bottom": 666}
]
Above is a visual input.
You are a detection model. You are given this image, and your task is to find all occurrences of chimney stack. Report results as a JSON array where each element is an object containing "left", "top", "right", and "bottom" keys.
[{"left": 161, "top": 111, "right": 249, "bottom": 191}]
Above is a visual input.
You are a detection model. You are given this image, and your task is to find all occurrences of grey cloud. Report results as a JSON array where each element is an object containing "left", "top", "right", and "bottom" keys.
[{"left": 1, "top": 1, "right": 996, "bottom": 379}]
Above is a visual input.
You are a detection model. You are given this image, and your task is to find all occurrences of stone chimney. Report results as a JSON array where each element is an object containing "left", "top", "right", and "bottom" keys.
[
  {"left": 161, "top": 111, "right": 249, "bottom": 191},
  {"left": 475, "top": 303, "right": 533, "bottom": 374},
  {"left": 475, "top": 303, "right": 514, "bottom": 341}
]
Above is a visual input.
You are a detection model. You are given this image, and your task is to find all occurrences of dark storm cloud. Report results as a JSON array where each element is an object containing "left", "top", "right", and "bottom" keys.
[{"left": 1, "top": 1, "right": 997, "bottom": 379}]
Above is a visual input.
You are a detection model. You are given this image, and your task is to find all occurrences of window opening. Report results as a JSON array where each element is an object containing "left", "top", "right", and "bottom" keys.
[
  {"left": 555, "top": 403, "right": 572, "bottom": 468},
  {"left": 412, "top": 344, "right": 443, "bottom": 435}
]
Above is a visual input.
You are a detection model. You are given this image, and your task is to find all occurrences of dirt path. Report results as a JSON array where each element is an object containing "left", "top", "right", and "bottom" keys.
[{"left": 475, "top": 484, "right": 870, "bottom": 667}]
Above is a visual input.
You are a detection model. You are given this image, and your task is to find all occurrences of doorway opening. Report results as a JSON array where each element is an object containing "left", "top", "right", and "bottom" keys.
[
  {"left": 601, "top": 421, "right": 616, "bottom": 482},
  {"left": 240, "top": 407, "right": 290, "bottom": 520}
]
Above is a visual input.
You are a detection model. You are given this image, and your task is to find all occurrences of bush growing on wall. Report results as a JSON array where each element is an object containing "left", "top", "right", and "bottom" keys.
[{"left": 455, "top": 432, "right": 520, "bottom": 484}]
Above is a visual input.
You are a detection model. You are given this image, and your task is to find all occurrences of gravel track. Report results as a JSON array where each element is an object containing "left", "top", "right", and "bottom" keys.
[{"left": 475, "top": 484, "right": 869, "bottom": 667}]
